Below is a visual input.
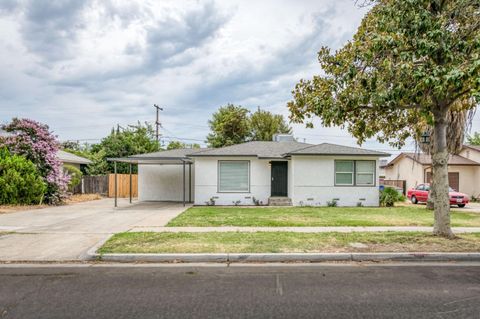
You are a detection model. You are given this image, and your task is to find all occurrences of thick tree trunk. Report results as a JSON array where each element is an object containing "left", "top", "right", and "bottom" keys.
[
  {"left": 431, "top": 107, "right": 454, "bottom": 238},
  {"left": 426, "top": 183, "right": 434, "bottom": 210}
]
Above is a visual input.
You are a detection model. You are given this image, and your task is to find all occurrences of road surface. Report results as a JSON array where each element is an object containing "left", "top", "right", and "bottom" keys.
[{"left": 1, "top": 263, "right": 479, "bottom": 318}]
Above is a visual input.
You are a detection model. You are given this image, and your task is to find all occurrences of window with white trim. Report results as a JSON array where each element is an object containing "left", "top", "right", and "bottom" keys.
[
  {"left": 218, "top": 161, "right": 250, "bottom": 192},
  {"left": 355, "top": 161, "right": 375, "bottom": 185},
  {"left": 335, "top": 160, "right": 354, "bottom": 185}
]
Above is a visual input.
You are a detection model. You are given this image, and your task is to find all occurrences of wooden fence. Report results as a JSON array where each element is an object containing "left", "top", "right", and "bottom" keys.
[
  {"left": 72, "top": 175, "right": 109, "bottom": 195},
  {"left": 382, "top": 179, "right": 407, "bottom": 195},
  {"left": 108, "top": 174, "right": 138, "bottom": 198}
]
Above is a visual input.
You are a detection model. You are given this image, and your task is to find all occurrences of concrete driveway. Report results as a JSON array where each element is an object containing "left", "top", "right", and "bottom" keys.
[{"left": 0, "top": 199, "right": 189, "bottom": 262}]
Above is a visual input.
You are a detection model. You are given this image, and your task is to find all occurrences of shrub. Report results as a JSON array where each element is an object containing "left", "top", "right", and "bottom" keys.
[
  {"left": 327, "top": 199, "right": 338, "bottom": 207},
  {"left": 0, "top": 148, "right": 46, "bottom": 204},
  {"left": 1, "top": 118, "right": 69, "bottom": 204},
  {"left": 64, "top": 164, "right": 82, "bottom": 192},
  {"left": 380, "top": 187, "right": 405, "bottom": 207}
]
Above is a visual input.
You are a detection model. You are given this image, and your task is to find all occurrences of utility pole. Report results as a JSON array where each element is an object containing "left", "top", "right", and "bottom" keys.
[{"left": 153, "top": 104, "right": 163, "bottom": 143}]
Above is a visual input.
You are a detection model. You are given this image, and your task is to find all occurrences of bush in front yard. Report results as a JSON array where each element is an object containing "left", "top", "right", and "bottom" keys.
[
  {"left": 0, "top": 118, "right": 70, "bottom": 204},
  {"left": 380, "top": 187, "right": 406, "bottom": 207},
  {"left": 0, "top": 148, "right": 46, "bottom": 204},
  {"left": 64, "top": 164, "right": 82, "bottom": 192}
]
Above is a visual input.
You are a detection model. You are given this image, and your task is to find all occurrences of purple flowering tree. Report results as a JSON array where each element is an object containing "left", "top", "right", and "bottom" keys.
[{"left": 0, "top": 118, "right": 70, "bottom": 204}]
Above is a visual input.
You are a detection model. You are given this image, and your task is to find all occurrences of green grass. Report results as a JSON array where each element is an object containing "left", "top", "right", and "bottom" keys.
[
  {"left": 167, "top": 206, "right": 480, "bottom": 227},
  {"left": 99, "top": 231, "right": 480, "bottom": 254}
]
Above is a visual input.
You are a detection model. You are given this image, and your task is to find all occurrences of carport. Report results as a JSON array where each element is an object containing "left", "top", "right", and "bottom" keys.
[{"left": 108, "top": 149, "right": 195, "bottom": 207}]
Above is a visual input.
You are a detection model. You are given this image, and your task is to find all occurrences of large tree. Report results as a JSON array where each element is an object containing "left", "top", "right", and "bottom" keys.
[
  {"left": 91, "top": 122, "right": 160, "bottom": 174},
  {"left": 206, "top": 104, "right": 251, "bottom": 148},
  {"left": 251, "top": 108, "right": 292, "bottom": 141},
  {"left": 1, "top": 118, "right": 69, "bottom": 204},
  {"left": 288, "top": 0, "right": 479, "bottom": 237}
]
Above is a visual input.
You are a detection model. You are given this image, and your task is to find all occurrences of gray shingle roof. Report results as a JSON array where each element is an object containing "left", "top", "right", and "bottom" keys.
[
  {"left": 395, "top": 152, "right": 480, "bottom": 166},
  {"left": 57, "top": 150, "right": 92, "bottom": 165},
  {"left": 187, "top": 141, "right": 313, "bottom": 158},
  {"left": 125, "top": 142, "right": 389, "bottom": 160},
  {"left": 131, "top": 148, "right": 211, "bottom": 159},
  {"left": 286, "top": 143, "right": 390, "bottom": 157}
]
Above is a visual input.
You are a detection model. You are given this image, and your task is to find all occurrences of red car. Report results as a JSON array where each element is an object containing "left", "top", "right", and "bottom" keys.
[{"left": 407, "top": 183, "right": 469, "bottom": 208}]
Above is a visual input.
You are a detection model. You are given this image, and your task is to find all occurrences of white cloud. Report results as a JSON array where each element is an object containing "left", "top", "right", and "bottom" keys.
[{"left": 1, "top": 0, "right": 478, "bottom": 154}]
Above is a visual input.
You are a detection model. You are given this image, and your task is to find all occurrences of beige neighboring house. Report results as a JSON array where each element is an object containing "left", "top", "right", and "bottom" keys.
[
  {"left": 57, "top": 150, "right": 92, "bottom": 170},
  {"left": 384, "top": 146, "right": 480, "bottom": 198}
]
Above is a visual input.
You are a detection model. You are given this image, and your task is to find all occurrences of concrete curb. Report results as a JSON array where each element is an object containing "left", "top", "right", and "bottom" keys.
[
  {"left": 81, "top": 235, "right": 113, "bottom": 261},
  {"left": 85, "top": 248, "right": 480, "bottom": 263}
]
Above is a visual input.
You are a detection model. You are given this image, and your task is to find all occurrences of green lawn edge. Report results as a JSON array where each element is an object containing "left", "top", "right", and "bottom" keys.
[
  {"left": 167, "top": 206, "right": 480, "bottom": 227},
  {"left": 99, "top": 231, "right": 480, "bottom": 254}
]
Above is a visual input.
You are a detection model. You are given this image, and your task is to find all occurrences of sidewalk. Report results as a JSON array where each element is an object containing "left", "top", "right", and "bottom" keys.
[{"left": 130, "top": 226, "right": 480, "bottom": 233}]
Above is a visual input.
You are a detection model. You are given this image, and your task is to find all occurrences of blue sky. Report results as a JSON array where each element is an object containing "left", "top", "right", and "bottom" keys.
[{"left": 1, "top": 0, "right": 479, "bottom": 156}]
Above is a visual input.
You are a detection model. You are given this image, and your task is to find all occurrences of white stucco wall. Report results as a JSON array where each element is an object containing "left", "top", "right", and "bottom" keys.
[
  {"left": 290, "top": 156, "right": 380, "bottom": 206},
  {"left": 384, "top": 156, "right": 425, "bottom": 191},
  {"left": 460, "top": 147, "right": 480, "bottom": 163},
  {"left": 138, "top": 164, "right": 193, "bottom": 201},
  {"left": 194, "top": 157, "right": 273, "bottom": 205},
  {"left": 424, "top": 165, "right": 480, "bottom": 197}
]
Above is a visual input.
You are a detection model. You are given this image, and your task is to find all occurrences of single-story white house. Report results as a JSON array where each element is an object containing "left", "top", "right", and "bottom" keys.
[{"left": 110, "top": 135, "right": 389, "bottom": 206}]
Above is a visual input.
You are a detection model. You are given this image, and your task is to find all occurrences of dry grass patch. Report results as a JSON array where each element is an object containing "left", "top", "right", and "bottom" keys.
[
  {"left": 65, "top": 193, "right": 103, "bottom": 204},
  {"left": 0, "top": 193, "right": 103, "bottom": 214},
  {"left": 99, "top": 232, "right": 480, "bottom": 254}
]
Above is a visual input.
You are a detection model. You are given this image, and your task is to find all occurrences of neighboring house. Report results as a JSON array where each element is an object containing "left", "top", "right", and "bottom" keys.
[
  {"left": 57, "top": 150, "right": 92, "bottom": 170},
  {"left": 379, "top": 159, "right": 388, "bottom": 178},
  {"left": 112, "top": 136, "right": 389, "bottom": 206},
  {"left": 384, "top": 151, "right": 480, "bottom": 197}
]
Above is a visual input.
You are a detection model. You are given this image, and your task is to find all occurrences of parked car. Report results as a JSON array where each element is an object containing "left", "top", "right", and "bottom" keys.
[{"left": 407, "top": 183, "right": 469, "bottom": 208}]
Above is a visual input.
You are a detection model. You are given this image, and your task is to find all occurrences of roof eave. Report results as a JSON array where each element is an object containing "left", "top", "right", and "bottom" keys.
[{"left": 287, "top": 153, "right": 390, "bottom": 157}]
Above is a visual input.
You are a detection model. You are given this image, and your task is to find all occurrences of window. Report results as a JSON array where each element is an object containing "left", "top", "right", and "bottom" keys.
[
  {"left": 335, "top": 160, "right": 376, "bottom": 186},
  {"left": 416, "top": 184, "right": 425, "bottom": 191},
  {"left": 218, "top": 161, "right": 250, "bottom": 192},
  {"left": 355, "top": 161, "right": 375, "bottom": 186},
  {"left": 335, "top": 161, "right": 354, "bottom": 185}
]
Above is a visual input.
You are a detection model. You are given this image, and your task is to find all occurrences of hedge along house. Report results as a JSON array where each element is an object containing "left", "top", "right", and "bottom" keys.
[{"left": 109, "top": 136, "right": 389, "bottom": 207}]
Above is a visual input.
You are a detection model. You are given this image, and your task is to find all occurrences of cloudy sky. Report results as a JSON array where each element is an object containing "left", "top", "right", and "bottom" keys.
[{"left": 1, "top": 0, "right": 478, "bottom": 155}]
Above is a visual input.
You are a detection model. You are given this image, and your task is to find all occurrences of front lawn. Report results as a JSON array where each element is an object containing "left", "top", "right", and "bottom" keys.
[
  {"left": 166, "top": 206, "right": 480, "bottom": 227},
  {"left": 99, "top": 231, "right": 480, "bottom": 254}
]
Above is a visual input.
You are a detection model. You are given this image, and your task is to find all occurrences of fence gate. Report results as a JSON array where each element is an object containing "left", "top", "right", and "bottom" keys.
[
  {"left": 382, "top": 180, "right": 407, "bottom": 195},
  {"left": 108, "top": 174, "right": 138, "bottom": 198}
]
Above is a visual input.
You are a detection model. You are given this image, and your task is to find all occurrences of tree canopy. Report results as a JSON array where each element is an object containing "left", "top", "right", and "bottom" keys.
[
  {"left": 288, "top": 0, "right": 480, "bottom": 237},
  {"left": 1, "top": 118, "right": 69, "bottom": 204},
  {"left": 206, "top": 104, "right": 292, "bottom": 147},
  {"left": 206, "top": 104, "right": 252, "bottom": 148},
  {"left": 167, "top": 140, "right": 200, "bottom": 150},
  {"left": 91, "top": 122, "right": 160, "bottom": 174},
  {"left": 251, "top": 108, "right": 292, "bottom": 141},
  {"left": 467, "top": 132, "right": 480, "bottom": 145}
]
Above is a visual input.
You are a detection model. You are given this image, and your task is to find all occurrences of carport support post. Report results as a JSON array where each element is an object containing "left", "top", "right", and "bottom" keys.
[
  {"left": 189, "top": 163, "right": 192, "bottom": 203},
  {"left": 114, "top": 161, "right": 118, "bottom": 208},
  {"left": 183, "top": 161, "right": 186, "bottom": 207},
  {"left": 129, "top": 163, "right": 132, "bottom": 204}
]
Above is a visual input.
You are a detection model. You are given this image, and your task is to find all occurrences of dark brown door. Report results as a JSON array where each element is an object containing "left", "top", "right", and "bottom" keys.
[
  {"left": 271, "top": 162, "right": 288, "bottom": 197},
  {"left": 426, "top": 172, "right": 460, "bottom": 191}
]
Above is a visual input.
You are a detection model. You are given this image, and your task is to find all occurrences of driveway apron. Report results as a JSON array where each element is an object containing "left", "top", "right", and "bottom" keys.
[{"left": 0, "top": 199, "right": 188, "bottom": 261}]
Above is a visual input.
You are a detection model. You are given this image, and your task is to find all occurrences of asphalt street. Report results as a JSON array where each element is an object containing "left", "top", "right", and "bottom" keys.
[{"left": 0, "top": 263, "right": 479, "bottom": 319}]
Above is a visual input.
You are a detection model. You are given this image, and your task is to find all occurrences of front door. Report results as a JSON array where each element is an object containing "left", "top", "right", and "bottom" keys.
[{"left": 271, "top": 162, "right": 288, "bottom": 197}]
